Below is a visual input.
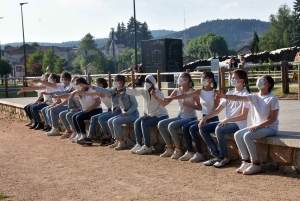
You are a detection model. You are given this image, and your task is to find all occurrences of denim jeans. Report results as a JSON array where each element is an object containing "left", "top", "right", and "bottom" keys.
[
  {"left": 24, "top": 104, "right": 35, "bottom": 120},
  {"left": 41, "top": 107, "right": 50, "bottom": 125},
  {"left": 234, "top": 127, "right": 277, "bottom": 161},
  {"left": 31, "top": 103, "right": 48, "bottom": 122},
  {"left": 158, "top": 116, "right": 197, "bottom": 146},
  {"left": 199, "top": 121, "right": 239, "bottom": 157},
  {"left": 182, "top": 116, "right": 219, "bottom": 153},
  {"left": 59, "top": 110, "right": 81, "bottom": 131},
  {"left": 88, "top": 108, "right": 112, "bottom": 136},
  {"left": 73, "top": 108, "right": 103, "bottom": 135},
  {"left": 108, "top": 110, "right": 139, "bottom": 139},
  {"left": 98, "top": 108, "right": 121, "bottom": 135},
  {"left": 49, "top": 106, "right": 68, "bottom": 127},
  {"left": 134, "top": 115, "right": 169, "bottom": 147}
]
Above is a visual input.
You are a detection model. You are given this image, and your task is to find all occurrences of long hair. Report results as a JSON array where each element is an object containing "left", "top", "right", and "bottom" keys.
[
  {"left": 75, "top": 77, "right": 89, "bottom": 92},
  {"left": 96, "top": 78, "right": 108, "bottom": 88},
  {"left": 181, "top": 72, "right": 194, "bottom": 88},
  {"left": 263, "top": 75, "right": 275, "bottom": 92},
  {"left": 229, "top": 57, "right": 238, "bottom": 68},
  {"left": 202, "top": 71, "right": 217, "bottom": 89}
]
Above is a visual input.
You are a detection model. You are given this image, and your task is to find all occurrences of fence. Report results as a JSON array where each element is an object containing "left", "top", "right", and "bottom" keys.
[{"left": 1, "top": 61, "right": 299, "bottom": 101}]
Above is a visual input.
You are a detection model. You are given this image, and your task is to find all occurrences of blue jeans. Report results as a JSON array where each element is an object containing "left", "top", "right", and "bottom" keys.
[
  {"left": 88, "top": 108, "right": 112, "bottom": 136},
  {"left": 73, "top": 108, "right": 103, "bottom": 135},
  {"left": 134, "top": 115, "right": 169, "bottom": 147},
  {"left": 158, "top": 116, "right": 197, "bottom": 146},
  {"left": 199, "top": 121, "right": 239, "bottom": 157},
  {"left": 31, "top": 103, "right": 48, "bottom": 122},
  {"left": 49, "top": 106, "right": 68, "bottom": 127},
  {"left": 24, "top": 104, "right": 35, "bottom": 120},
  {"left": 182, "top": 116, "right": 219, "bottom": 153},
  {"left": 59, "top": 110, "right": 81, "bottom": 131},
  {"left": 234, "top": 127, "right": 277, "bottom": 161},
  {"left": 41, "top": 106, "right": 50, "bottom": 125},
  {"left": 108, "top": 110, "right": 139, "bottom": 139}
]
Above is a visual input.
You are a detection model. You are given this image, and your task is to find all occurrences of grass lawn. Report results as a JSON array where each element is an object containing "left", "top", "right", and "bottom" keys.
[
  {"left": 0, "top": 92, "right": 37, "bottom": 99},
  {"left": 0, "top": 193, "right": 8, "bottom": 200}
]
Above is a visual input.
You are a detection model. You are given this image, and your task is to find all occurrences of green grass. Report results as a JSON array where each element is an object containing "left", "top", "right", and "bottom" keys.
[
  {"left": 0, "top": 92, "right": 37, "bottom": 99},
  {"left": 0, "top": 83, "right": 24, "bottom": 89},
  {"left": 0, "top": 193, "right": 8, "bottom": 200}
]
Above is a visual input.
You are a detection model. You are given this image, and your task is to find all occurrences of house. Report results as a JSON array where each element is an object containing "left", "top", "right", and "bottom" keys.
[
  {"left": 0, "top": 50, "right": 12, "bottom": 59},
  {"left": 236, "top": 45, "right": 251, "bottom": 55},
  {"left": 183, "top": 56, "right": 198, "bottom": 66}
]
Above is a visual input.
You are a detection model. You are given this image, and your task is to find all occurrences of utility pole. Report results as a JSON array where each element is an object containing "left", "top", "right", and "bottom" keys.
[
  {"left": 111, "top": 28, "right": 117, "bottom": 74},
  {"left": 133, "top": 0, "right": 138, "bottom": 68}
]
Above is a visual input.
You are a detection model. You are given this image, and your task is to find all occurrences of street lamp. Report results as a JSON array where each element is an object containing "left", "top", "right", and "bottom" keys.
[
  {"left": 20, "top": 2, "right": 28, "bottom": 78},
  {"left": 0, "top": 17, "right": 3, "bottom": 60},
  {"left": 133, "top": 0, "right": 137, "bottom": 68}
]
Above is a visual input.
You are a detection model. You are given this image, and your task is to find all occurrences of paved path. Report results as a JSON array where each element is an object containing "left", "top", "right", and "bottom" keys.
[{"left": 0, "top": 96, "right": 299, "bottom": 133}]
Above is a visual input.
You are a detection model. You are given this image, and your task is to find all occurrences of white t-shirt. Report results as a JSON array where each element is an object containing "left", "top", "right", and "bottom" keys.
[
  {"left": 246, "top": 93, "right": 279, "bottom": 131},
  {"left": 200, "top": 89, "right": 215, "bottom": 115},
  {"left": 177, "top": 88, "right": 197, "bottom": 119},
  {"left": 78, "top": 88, "right": 101, "bottom": 111},
  {"left": 220, "top": 89, "right": 250, "bottom": 129},
  {"left": 100, "top": 95, "right": 112, "bottom": 109}
]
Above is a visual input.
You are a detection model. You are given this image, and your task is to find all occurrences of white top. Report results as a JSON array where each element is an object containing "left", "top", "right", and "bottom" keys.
[
  {"left": 126, "top": 88, "right": 168, "bottom": 118},
  {"left": 56, "top": 83, "right": 71, "bottom": 103},
  {"left": 246, "top": 93, "right": 279, "bottom": 131},
  {"left": 46, "top": 86, "right": 58, "bottom": 104},
  {"left": 177, "top": 88, "right": 197, "bottom": 119},
  {"left": 200, "top": 89, "right": 215, "bottom": 115},
  {"left": 100, "top": 95, "right": 112, "bottom": 109},
  {"left": 220, "top": 89, "right": 250, "bottom": 129},
  {"left": 78, "top": 88, "right": 101, "bottom": 111}
]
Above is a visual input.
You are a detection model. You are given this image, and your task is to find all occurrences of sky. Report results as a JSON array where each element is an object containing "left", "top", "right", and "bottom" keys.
[{"left": 0, "top": 0, "right": 295, "bottom": 44}]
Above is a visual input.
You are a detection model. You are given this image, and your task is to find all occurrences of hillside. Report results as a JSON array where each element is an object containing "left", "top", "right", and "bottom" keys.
[
  {"left": 152, "top": 29, "right": 176, "bottom": 38},
  {"left": 162, "top": 19, "right": 270, "bottom": 49}
]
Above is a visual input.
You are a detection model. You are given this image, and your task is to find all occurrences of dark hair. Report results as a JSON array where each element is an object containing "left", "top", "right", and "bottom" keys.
[
  {"left": 138, "top": 66, "right": 143, "bottom": 73},
  {"left": 60, "top": 71, "right": 71, "bottom": 82},
  {"left": 202, "top": 71, "right": 217, "bottom": 89},
  {"left": 229, "top": 57, "right": 238, "bottom": 68},
  {"left": 75, "top": 77, "right": 89, "bottom": 92},
  {"left": 50, "top": 73, "right": 59, "bottom": 83},
  {"left": 181, "top": 72, "right": 194, "bottom": 88},
  {"left": 232, "top": 69, "right": 248, "bottom": 83},
  {"left": 45, "top": 73, "right": 50, "bottom": 78},
  {"left": 114, "top": 75, "right": 126, "bottom": 86},
  {"left": 96, "top": 78, "right": 108, "bottom": 88},
  {"left": 263, "top": 75, "right": 275, "bottom": 92}
]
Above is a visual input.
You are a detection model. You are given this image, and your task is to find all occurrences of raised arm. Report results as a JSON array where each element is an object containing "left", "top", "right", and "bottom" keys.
[
  {"left": 126, "top": 88, "right": 143, "bottom": 96},
  {"left": 216, "top": 92, "right": 249, "bottom": 102},
  {"left": 17, "top": 86, "right": 47, "bottom": 94},
  {"left": 151, "top": 89, "right": 178, "bottom": 106},
  {"left": 38, "top": 80, "right": 59, "bottom": 89},
  {"left": 171, "top": 89, "right": 201, "bottom": 100}
]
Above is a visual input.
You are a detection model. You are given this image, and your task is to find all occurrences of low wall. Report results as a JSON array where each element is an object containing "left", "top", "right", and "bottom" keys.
[{"left": 1, "top": 101, "right": 300, "bottom": 173}]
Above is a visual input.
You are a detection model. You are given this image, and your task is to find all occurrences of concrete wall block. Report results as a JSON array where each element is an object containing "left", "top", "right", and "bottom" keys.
[
  {"left": 150, "top": 127, "right": 158, "bottom": 145},
  {"left": 256, "top": 143, "right": 269, "bottom": 163},
  {"left": 227, "top": 139, "right": 240, "bottom": 161},
  {"left": 293, "top": 148, "right": 300, "bottom": 169},
  {"left": 270, "top": 145, "right": 294, "bottom": 164}
]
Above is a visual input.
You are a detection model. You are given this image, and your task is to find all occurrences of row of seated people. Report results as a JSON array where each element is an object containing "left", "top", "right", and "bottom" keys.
[{"left": 20, "top": 70, "right": 279, "bottom": 175}]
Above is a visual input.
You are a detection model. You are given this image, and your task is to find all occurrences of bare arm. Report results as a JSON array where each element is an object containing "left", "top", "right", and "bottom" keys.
[
  {"left": 52, "top": 99, "right": 68, "bottom": 108},
  {"left": 250, "top": 110, "right": 279, "bottom": 131},
  {"left": 171, "top": 89, "right": 201, "bottom": 100},
  {"left": 151, "top": 89, "right": 178, "bottom": 106},
  {"left": 182, "top": 95, "right": 202, "bottom": 110},
  {"left": 216, "top": 93, "right": 249, "bottom": 102},
  {"left": 18, "top": 86, "right": 46, "bottom": 94},
  {"left": 39, "top": 80, "right": 59, "bottom": 89},
  {"left": 218, "top": 107, "right": 249, "bottom": 126}
]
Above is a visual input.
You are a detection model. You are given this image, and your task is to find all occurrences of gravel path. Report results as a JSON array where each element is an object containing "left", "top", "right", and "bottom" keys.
[{"left": 0, "top": 115, "right": 300, "bottom": 201}]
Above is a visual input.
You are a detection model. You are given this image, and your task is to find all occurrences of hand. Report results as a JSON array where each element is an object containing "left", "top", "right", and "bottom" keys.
[
  {"left": 70, "top": 108, "right": 79, "bottom": 112},
  {"left": 50, "top": 106, "right": 57, "bottom": 110},
  {"left": 215, "top": 92, "right": 225, "bottom": 99},
  {"left": 40, "top": 91, "right": 46, "bottom": 95},
  {"left": 120, "top": 113, "right": 128, "bottom": 117},
  {"left": 38, "top": 102, "right": 46, "bottom": 105},
  {"left": 198, "top": 117, "right": 207, "bottom": 129},
  {"left": 83, "top": 109, "right": 90, "bottom": 113},
  {"left": 218, "top": 119, "right": 229, "bottom": 126},
  {"left": 17, "top": 88, "right": 25, "bottom": 95},
  {"left": 150, "top": 89, "right": 156, "bottom": 97},
  {"left": 142, "top": 115, "right": 150, "bottom": 122},
  {"left": 248, "top": 126, "right": 261, "bottom": 132},
  {"left": 69, "top": 91, "right": 77, "bottom": 98}
]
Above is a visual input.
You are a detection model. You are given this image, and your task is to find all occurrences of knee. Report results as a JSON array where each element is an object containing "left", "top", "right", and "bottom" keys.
[
  {"left": 215, "top": 126, "right": 224, "bottom": 136},
  {"left": 168, "top": 122, "right": 176, "bottom": 132},
  {"left": 243, "top": 132, "right": 252, "bottom": 141}
]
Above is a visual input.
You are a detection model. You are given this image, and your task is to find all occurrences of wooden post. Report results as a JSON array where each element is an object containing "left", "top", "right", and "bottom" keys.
[
  {"left": 280, "top": 61, "right": 285, "bottom": 94},
  {"left": 221, "top": 67, "right": 226, "bottom": 94},
  {"left": 108, "top": 72, "right": 112, "bottom": 88},
  {"left": 298, "top": 64, "right": 300, "bottom": 101},
  {"left": 4, "top": 76, "right": 8, "bottom": 98},
  {"left": 23, "top": 75, "right": 27, "bottom": 97},
  {"left": 131, "top": 70, "right": 135, "bottom": 89},
  {"left": 218, "top": 68, "right": 222, "bottom": 92},
  {"left": 285, "top": 61, "right": 289, "bottom": 94},
  {"left": 157, "top": 70, "right": 161, "bottom": 90},
  {"left": 87, "top": 74, "right": 91, "bottom": 85},
  {"left": 281, "top": 61, "right": 289, "bottom": 94}
]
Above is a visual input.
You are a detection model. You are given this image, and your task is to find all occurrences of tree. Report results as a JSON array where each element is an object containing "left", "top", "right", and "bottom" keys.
[
  {"left": 54, "top": 57, "right": 67, "bottom": 74},
  {"left": 31, "top": 42, "right": 40, "bottom": 47},
  {"left": 0, "top": 58, "right": 13, "bottom": 85},
  {"left": 27, "top": 50, "right": 44, "bottom": 75},
  {"left": 259, "top": 4, "right": 293, "bottom": 51},
  {"left": 184, "top": 32, "right": 229, "bottom": 59},
  {"left": 4, "top": 45, "right": 12, "bottom": 50},
  {"left": 291, "top": 0, "right": 300, "bottom": 46},
  {"left": 250, "top": 31, "right": 260, "bottom": 53},
  {"left": 78, "top": 33, "right": 98, "bottom": 51},
  {"left": 42, "top": 49, "right": 59, "bottom": 73}
]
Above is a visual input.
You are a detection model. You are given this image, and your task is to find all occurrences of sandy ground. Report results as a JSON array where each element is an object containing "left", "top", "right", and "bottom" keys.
[{"left": 0, "top": 115, "right": 300, "bottom": 201}]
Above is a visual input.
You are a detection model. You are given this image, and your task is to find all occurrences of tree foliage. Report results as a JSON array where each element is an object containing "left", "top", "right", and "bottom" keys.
[
  {"left": 250, "top": 31, "right": 260, "bottom": 53},
  {"left": 116, "top": 47, "right": 141, "bottom": 71},
  {"left": 0, "top": 58, "right": 13, "bottom": 84},
  {"left": 42, "top": 49, "right": 59, "bottom": 73},
  {"left": 27, "top": 50, "right": 44, "bottom": 75},
  {"left": 183, "top": 33, "right": 228, "bottom": 59},
  {"left": 31, "top": 42, "right": 40, "bottom": 47},
  {"left": 54, "top": 57, "right": 67, "bottom": 74},
  {"left": 291, "top": 0, "right": 300, "bottom": 46},
  {"left": 259, "top": 4, "right": 293, "bottom": 51},
  {"left": 4, "top": 45, "right": 12, "bottom": 50}
]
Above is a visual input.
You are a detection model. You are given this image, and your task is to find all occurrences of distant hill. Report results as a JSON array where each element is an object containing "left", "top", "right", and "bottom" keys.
[
  {"left": 152, "top": 29, "right": 176, "bottom": 38},
  {"left": 161, "top": 19, "right": 270, "bottom": 49}
]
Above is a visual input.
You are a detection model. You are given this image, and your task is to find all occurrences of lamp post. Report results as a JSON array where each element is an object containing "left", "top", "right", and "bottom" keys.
[
  {"left": 20, "top": 2, "right": 28, "bottom": 78},
  {"left": 0, "top": 17, "right": 3, "bottom": 60},
  {"left": 133, "top": 0, "right": 138, "bottom": 68}
]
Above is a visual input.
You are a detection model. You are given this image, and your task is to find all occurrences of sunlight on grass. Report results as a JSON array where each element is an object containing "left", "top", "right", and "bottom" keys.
[{"left": 0, "top": 92, "right": 37, "bottom": 99}]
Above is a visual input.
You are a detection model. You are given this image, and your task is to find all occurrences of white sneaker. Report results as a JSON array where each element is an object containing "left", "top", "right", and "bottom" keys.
[
  {"left": 190, "top": 152, "right": 205, "bottom": 163},
  {"left": 71, "top": 134, "right": 82, "bottom": 143},
  {"left": 236, "top": 161, "right": 251, "bottom": 173},
  {"left": 213, "top": 157, "right": 230, "bottom": 168},
  {"left": 160, "top": 149, "right": 174, "bottom": 157},
  {"left": 203, "top": 157, "right": 219, "bottom": 166},
  {"left": 130, "top": 144, "right": 142, "bottom": 154},
  {"left": 171, "top": 149, "right": 183, "bottom": 159},
  {"left": 115, "top": 141, "right": 127, "bottom": 150},
  {"left": 46, "top": 127, "right": 54, "bottom": 134},
  {"left": 179, "top": 151, "right": 194, "bottom": 161},
  {"left": 109, "top": 140, "right": 119, "bottom": 148},
  {"left": 243, "top": 163, "right": 262, "bottom": 175},
  {"left": 136, "top": 145, "right": 152, "bottom": 155},
  {"left": 46, "top": 128, "right": 61, "bottom": 136},
  {"left": 77, "top": 134, "right": 86, "bottom": 141}
]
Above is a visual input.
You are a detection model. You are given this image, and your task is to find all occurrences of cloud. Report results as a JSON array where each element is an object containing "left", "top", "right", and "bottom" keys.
[{"left": 223, "top": 1, "right": 239, "bottom": 9}]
